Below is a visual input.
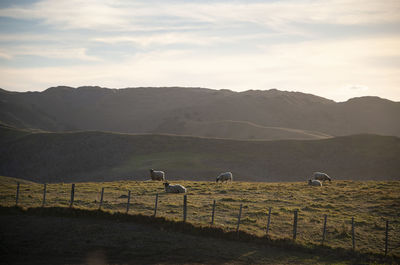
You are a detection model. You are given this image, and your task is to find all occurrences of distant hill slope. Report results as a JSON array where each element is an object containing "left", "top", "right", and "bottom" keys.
[
  {"left": 1, "top": 125, "right": 399, "bottom": 183},
  {"left": 156, "top": 120, "right": 332, "bottom": 140},
  {"left": 1, "top": 86, "right": 399, "bottom": 139}
]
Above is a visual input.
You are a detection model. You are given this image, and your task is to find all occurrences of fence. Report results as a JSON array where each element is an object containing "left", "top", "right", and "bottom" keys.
[{"left": 2, "top": 181, "right": 400, "bottom": 257}]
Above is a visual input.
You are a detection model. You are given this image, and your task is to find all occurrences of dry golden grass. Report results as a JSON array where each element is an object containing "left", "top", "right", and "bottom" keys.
[{"left": 1, "top": 176, "right": 399, "bottom": 257}]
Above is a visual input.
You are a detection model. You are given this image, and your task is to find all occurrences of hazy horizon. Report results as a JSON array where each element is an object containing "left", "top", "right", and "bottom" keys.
[{"left": 0, "top": 0, "right": 399, "bottom": 102}]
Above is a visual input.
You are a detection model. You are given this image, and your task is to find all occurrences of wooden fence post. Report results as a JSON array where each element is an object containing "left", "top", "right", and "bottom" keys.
[
  {"left": 351, "top": 217, "right": 355, "bottom": 251},
  {"left": 322, "top": 214, "right": 327, "bottom": 245},
  {"left": 126, "top": 190, "right": 131, "bottom": 214},
  {"left": 211, "top": 199, "right": 216, "bottom": 225},
  {"left": 385, "top": 220, "right": 389, "bottom": 256},
  {"left": 99, "top": 187, "right": 104, "bottom": 210},
  {"left": 42, "top": 183, "right": 47, "bottom": 207},
  {"left": 236, "top": 204, "right": 243, "bottom": 235},
  {"left": 293, "top": 210, "right": 298, "bottom": 240},
  {"left": 69, "top": 184, "right": 75, "bottom": 208},
  {"left": 183, "top": 195, "right": 187, "bottom": 222},
  {"left": 266, "top": 207, "right": 272, "bottom": 235},
  {"left": 15, "top": 182, "right": 20, "bottom": 206},
  {"left": 153, "top": 193, "right": 158, "bottom": 217}
]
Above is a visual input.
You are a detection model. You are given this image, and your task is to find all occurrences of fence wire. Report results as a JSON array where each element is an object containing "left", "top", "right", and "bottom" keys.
[{"left": 0, "top": 180, "right": 399, "bottom": 257}]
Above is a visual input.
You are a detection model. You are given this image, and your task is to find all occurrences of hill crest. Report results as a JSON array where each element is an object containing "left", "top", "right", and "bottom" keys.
[
  {"left": 1, "top": 124, "right": 399, "bottom": 183},
  {"left": 1, "top": 86, "right": 399, "bottom": 139}
]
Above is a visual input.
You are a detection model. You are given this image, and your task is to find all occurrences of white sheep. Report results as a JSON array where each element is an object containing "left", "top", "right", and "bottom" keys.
[
  {"left": 164, "top": 182, "right": 187, "bottom": 193},
  {"left": 216, "top": 172, "right": 233, "bottom": 183},
  {"left": 308, "top": 179, "right": 323, "bottom": 186},
  {"left": 150, "top": 169, "right": 165, "bottom": 181},
  {"left": 313, "top": 172, "right": 331, "bottom": 182}
]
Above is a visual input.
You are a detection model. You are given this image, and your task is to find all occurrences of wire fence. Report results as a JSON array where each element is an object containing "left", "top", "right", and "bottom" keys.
[{"left": 2, "top": 181, "right": 400, "bottom": 257}]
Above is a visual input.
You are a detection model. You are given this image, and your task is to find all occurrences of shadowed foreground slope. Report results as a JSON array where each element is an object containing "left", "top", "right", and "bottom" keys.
[
  {"left": 0, "top": 124, "right": 399, "bottom": 183},
  {"left": 1, "top": 207, "right": 395, "bottom": 265}
]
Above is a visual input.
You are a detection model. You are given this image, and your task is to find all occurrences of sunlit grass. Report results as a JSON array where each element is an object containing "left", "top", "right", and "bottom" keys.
[{"left": 1, "top": 176, "right": 399, "bottom": 256}]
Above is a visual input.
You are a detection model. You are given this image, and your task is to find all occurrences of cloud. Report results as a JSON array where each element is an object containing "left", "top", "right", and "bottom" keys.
[
  {"left": 92, "top": 33, "right": 228, "bottom": 47},
  {"left": 1, "top": 35, "right": 399, "bottom": 101},
  {"left": 0, "top": 51, "right": 12, "bottom": 59},
  {"left": 344, "top": 84, "right": 369, "bottom": 91},
  {"left": 1, "top": 0, "right": 399, "bottom": 32},
  {"left": 0, "top": 0, "right": 399, "bottom": 101},
  {"left": 0, "top": 0, "right": 128, "bottom": 30},
  {"left": 0, "top": 46, "right": 100, "bottom": 61}
]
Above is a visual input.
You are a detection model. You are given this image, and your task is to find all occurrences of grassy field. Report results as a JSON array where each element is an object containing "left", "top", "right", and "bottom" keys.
[{"left": 1, "top": 176, "right": 399, "bottom": 258}]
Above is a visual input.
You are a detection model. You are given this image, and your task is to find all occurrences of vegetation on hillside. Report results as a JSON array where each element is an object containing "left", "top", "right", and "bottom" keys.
[
  {"left": 1, "top": 86, "right": 399, "bottom": 139},
  {"left": 1, "top": 176, "right": 399, "bottom": 258},
  {"left": 156, "top": 119, "right": 332, "bottom": 140},
  {"left": 1, "top": 125, "right": 399, "bottom": 183}
]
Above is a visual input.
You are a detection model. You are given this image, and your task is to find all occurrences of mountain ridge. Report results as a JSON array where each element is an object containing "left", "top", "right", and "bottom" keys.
[{"left": 1, "top": 86, "right": 399, "bottom": 140}]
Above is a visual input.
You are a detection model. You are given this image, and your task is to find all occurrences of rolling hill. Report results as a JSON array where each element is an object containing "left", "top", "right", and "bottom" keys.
[
  {"left": 155, "top": 119, "right": 332, "bottom": 140},
  {"left": 1, "top": 124, "right": 399, "bottom": 183},
  {"left": 1, "top": 86, "right": 399, "bottom": 140}
]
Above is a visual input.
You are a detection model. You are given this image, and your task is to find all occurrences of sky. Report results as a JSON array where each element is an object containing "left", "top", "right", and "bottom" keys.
[{"left": 0, "top": 0, "right": 399, "bottom": 102}]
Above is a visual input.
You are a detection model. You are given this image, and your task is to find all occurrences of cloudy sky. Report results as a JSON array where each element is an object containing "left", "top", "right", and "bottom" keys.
[{"left": 0, "top": 0, "right": 399, "bottom": 101}]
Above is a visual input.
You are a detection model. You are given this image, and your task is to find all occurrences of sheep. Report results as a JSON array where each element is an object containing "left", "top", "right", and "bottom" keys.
[
  {"left": 308, "top": 179, "right": 322, "bottom": 186},
  {"left": 216, "top": 172, "right": 233, "bottom": 183},
  {"left": 164, "top": 182, "right": 187, "bottom": 193},
  {"left": 313, "top": 172, "right": 331, "bottom": 182},
  {"left": 149, "top": 169, "right": 165, "bottom": 181}
]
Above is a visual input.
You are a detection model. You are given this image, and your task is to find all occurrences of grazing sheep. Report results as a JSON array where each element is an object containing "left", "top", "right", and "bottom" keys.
[
  {"left": 216, "top": 172, "right": 233, "bottom": 183},
  {"left": 150, "top": 169, "right": 165, "bottom": 181},
  {"left": 308, "top": 179, "right": 323, "bottom": 186},
  {"left": 313, "top": 172, "right": 331, "bottom": 182},
  {"left": 164, "top": 182, "right": 187, "bottom": 193}
]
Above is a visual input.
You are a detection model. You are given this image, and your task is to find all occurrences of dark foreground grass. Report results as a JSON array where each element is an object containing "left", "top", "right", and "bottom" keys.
[{"left": 0, "top": 206, "right": 398, "bottom": 265}]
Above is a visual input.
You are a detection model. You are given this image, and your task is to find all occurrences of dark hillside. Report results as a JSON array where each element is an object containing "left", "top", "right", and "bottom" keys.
[
  {"left": 2, "top": 207, "right": 386, "bottom": 265},
  {"left": 0, "top": 125, "right": 399, "bottom": 183},
  {"left": 1, "top": 86, "right": 399, "bottom": 139}
]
